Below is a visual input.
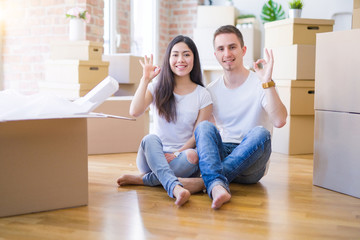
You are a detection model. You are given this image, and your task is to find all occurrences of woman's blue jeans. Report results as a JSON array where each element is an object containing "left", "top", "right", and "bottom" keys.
[
  {"left": 136, "top": 134, "right": 200, "bottom": 198},
  {"left": 194, "top": 121, "right": 271, "bottom": 198}
]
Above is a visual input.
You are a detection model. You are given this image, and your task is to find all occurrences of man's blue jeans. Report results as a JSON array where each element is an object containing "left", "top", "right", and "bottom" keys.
[{"left": 194, "top": 121, "right": 271, "bottom": 198}]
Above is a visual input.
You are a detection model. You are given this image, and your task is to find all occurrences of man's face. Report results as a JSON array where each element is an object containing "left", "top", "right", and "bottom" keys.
[{"left": 214, "top": 33, "right": 246, "bottom": 71}]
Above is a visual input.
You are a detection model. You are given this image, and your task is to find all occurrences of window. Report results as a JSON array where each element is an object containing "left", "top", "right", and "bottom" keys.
[{"left": 103, "top": 0, "right": 159, "bottom": 62}]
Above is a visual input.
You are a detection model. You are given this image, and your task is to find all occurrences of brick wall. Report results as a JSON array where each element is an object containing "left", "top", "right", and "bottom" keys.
[
  {"left": 158, "top": 0, "right": 200, "bottom": 64},
  {"left": 1, "top": 0, "right": 104, "bottom": 94},
  {"left": 116, "top": 0, "right": 131, "bottom": 53}
]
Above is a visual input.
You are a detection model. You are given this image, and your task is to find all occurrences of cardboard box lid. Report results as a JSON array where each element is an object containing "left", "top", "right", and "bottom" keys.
[
  {"left": 0, "top": 113, "right": 134, "bottom": 123},
  {"left": 265, "top": 18, "right": 335, "bottom": 29}
]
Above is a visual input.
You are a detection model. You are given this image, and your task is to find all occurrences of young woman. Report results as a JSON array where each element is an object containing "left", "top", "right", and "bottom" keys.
[{"left": 117, "top": 35, "right": 212, "bottom": 206}]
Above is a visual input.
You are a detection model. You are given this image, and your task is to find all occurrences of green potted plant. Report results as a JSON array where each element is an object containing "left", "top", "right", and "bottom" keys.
[
  {"left": 260, "top": 0, "right": 285, "bottom": 23},
  {"left": 288, "top": 0, "right": 303, "bottom": 18}
]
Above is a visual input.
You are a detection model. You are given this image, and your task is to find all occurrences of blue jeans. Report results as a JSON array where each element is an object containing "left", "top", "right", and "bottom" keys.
[
  {"left": 194, "top": 121, "right": 271, "bottom": 198},
  {"left": 136, "top": 134, "right": 200, "bottom": 198}
]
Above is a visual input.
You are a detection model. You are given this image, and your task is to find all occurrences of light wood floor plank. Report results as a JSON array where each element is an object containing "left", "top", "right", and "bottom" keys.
[{"left": 0, "top": 152, "right": 359, "bottom": 239}]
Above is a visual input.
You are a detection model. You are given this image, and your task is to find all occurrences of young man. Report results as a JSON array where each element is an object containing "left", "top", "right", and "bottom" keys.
[{"left": 180, "top": 25, "right": 287, "bottom": 209}]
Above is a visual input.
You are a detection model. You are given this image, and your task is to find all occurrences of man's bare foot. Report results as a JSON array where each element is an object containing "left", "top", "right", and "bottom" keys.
[
  {"left": 211, "top": 185, "right": 231, "bottom": 210},
  {"left": 173, "top": 185, "right": 191, "bottom": 206},
  {"left": 117, "top": 174, "right": 144, "bottom": 186},
  {"left": 178, "top": 177, "right": 205, "bottom": 194}
]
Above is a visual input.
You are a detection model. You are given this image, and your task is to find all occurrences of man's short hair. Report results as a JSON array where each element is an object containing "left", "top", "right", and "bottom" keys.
[{"left": 213, "top": 25, "right": 244, "bottom": 48}]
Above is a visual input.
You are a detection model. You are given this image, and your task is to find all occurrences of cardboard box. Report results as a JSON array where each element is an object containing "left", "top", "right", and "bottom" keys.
[
  {"left": 353, "top": 8, "right": 360, "bottom": 29},
  {"left": 88, "top": 97, "right": 149, "bottom": 154},
  {"left": 238, "top": 25, "right": 261, "bottom": 67},
  {"left": 102, "top": 54, "right": 142, "bottom": 84},
  {"left": 50, "top": 41, "right": 103, "bottom": 61},
  {"left": 315, "top": 29, "right": 360, "bottom": 113},
  {"left": 276, "top": 80, "right": 315, "bottom": 115},
  {"left": 264, "top": 18, "right": 334, "bottom": 48},
  {"left": 271, "top": 44, "right": 315, "bottom": 80},
  {"left": 196, "top": 6, "right": 236, "bottom": 28},
  {"left": 313, "top": 110, "right": 360, "bottom": 198},
  {"left": 193, "top": 27, "right": 219, "bottom": 67},
  {"left": 355, "top": 0, "right": 360, "bottom": 9},
  {"left": 45, "top": 60, "right": 109, "bottom": 85},
  {"left": 0, "top": 118, "right": 88, "bottom": 217},
  {"left": 272, "top": 115, "right": 314, "bottom": 155},
  {"left": 114, "top": 83, "right": 139, "bottom": 96}
]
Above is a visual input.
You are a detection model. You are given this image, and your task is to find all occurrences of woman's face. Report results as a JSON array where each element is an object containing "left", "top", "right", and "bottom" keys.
[{"left": 169, "top": 42, "right": 194, "bottom": 78}]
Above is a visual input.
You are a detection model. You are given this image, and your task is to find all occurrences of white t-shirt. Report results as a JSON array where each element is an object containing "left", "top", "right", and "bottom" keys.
[
  {"left": 148, "top": 83, "right": 212, "bottom": 152},
  {"left": 207, "top": 71, "right": 272, "bottom": 144}
]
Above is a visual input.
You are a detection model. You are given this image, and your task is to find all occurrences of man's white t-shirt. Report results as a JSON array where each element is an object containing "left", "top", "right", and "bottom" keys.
[
  {"left": 207, "top": 71, "right": 272, "bottom": 144},
  {"left": 148, "top": 83, "right": 212, "bottom": 152}
]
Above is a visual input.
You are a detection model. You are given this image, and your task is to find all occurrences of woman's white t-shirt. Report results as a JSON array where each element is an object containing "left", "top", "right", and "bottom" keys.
[
  {"left": 207, "top": 71, "right": 272, "bottom": 144},
  {"left": 148, "top": 83, "right": 212, "bottom": 152}
]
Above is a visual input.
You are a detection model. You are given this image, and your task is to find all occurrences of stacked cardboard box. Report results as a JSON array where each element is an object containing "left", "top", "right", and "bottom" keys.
[
  {"left": 313, "top": 28, "right": 360, "bottom": 198},
  {"left": 87, "top": 96, "right": 149, "bottom": 154},
  {"left": 264, "top": 18, "right": 334, "bottom": 154},
  {"left": 102, "top": 54, "right": 142, "bottom": 96},
  {"left": 193, "top": 6, "right": 236, "bottom": 84},
  {"left": 40, "top": 41, "right": 109, "bottom": 99},
  {"left": 353, "top": 0, "right": 360, "bottom": 29}
]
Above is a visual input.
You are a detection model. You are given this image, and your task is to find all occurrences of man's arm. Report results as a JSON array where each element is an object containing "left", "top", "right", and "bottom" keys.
[{"left": 254, "top": 49, "right": 287, "bottom": 128}]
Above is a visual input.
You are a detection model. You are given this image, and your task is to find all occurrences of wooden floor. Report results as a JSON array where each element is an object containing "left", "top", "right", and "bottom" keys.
[{"left": 0, "top": 152, "right": 359, "bottom": 239}]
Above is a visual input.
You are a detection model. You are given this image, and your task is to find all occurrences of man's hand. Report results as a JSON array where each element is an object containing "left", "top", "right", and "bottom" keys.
[{"left": 253, "top": 48, "right": 274, "bottom": 83}]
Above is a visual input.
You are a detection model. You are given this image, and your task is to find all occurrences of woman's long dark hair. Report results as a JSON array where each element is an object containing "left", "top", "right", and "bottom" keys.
[{"left": 154, "top": 35, "right": 203, "bottom": 123}]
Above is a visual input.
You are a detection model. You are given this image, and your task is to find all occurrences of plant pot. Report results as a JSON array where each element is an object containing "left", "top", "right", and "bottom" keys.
[
  {"left": 289, "top": 9, "right": 302, "bottom": 18},
  {"left": 69, "top": 18, "right": 86, "bottom": 41}
]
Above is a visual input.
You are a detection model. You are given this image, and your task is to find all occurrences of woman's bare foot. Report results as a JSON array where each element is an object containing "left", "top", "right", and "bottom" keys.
[
  {"left": 173, "top": 185, "right": 191, "bottom": 206},
  {"left": 178, "top": 177, "right": 205, "bottom": 194},
  {"left": 117, "top": 174, "right": 144, "bottom": 186},
  {"left": 211, "top": 185, "right": 231, "bottom": 210}
]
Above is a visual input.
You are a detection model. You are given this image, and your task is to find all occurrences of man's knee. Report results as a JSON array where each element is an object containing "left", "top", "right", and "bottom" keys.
[
  {"left": 186, "top": 150, "right": 199, "bottom": 164},
  {"left": 252, "top": 126, "right": 271, "bottom": 142},
  {"left": 195, "top": 121, "right": 216, "bottom": 136}
]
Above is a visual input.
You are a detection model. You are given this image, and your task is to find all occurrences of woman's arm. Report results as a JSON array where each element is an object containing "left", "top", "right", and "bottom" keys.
[
  {"left": 165, "top": 104, "right": 213, "bottom": 162},
  {"left": 129, "top": 54, "right": 160, "bottom": 117},
  {"left": 178, "top": 104, "right": 213, "bottom": 151}
]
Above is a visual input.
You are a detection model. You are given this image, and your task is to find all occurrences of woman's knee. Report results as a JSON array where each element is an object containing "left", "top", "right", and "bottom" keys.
[
  {"left": 140, "top": 134, "right": 161, "bottom": 149},
  {"left": 142, "top": 134, "right": 160, "bottom": 143},
  {"left": 185, "top": 149, "right": 199, "bottom": 164}
]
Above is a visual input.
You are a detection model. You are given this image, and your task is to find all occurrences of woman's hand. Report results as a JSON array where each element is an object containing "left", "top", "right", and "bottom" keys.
[
  {"left": 164, "top": 153, "right": 176, "bottom": 163},
  {"left": 139, "top": 54, "right": 161, "bottom": 83}
]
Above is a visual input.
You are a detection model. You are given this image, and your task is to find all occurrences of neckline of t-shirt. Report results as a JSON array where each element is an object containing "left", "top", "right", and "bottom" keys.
[
  {"left": 173, "top": 84, "right": 199, "bottom": 97},
  {"left": 221, "top": 71, "right": 253, "bottom": 90}
]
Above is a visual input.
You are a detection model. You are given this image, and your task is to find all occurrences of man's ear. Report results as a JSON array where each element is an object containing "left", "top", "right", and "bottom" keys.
[{"left": 242, "top": 46, "right": 247, "bottom": 56}]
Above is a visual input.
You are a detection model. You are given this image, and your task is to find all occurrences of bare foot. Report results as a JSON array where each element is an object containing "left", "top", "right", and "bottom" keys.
[
  {"left": 117, "top": 174, "right": 144, "bottom": 186},
  {"left": 178, "top": 177, "right": 205, "bottom": 194},
  {"left": 173, "top": 185, "right": 191, "bottom": 206},
  {"left": 211, "top": 185, "right": 231, "bottom": 210}
]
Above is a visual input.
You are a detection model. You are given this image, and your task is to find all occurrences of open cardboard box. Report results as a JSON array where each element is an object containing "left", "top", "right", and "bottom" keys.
[{"left": 0, "top": 77, "right": 134, "bottom": 217}]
